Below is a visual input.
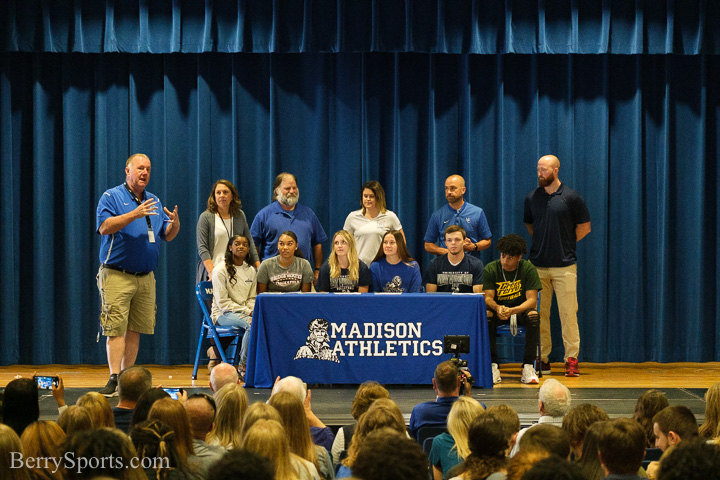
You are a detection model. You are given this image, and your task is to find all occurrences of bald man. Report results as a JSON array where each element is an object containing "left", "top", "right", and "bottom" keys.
[
  {"left": 424, "top": 175, "right": 492, "bottom": 258},
  {"left": 523, "top": 155, "right": 590, "bottom": 378}
]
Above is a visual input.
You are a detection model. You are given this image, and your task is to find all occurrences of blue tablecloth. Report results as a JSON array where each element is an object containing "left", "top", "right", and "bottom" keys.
[{"left": 245, "top": 293, "right": 492, "bottom": 388}]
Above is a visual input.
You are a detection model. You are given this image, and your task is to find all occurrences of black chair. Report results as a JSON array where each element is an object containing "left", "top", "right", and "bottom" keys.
[{"left": 416, "top": 425, "right": 447, "bottom": 445}]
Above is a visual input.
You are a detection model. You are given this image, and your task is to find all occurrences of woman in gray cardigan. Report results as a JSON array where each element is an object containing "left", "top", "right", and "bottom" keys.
[{"left": 196, "top": 179, "right": 260, "bottom": 283}]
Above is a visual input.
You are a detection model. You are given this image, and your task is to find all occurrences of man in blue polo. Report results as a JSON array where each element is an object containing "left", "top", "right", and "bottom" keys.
[
  {"left": 96, "top": 153, "right": 179, "bottom": 396},
  {"left": 424, "top": 174, "right": 492, "bottom": 257},
  {"left": 250, "top": 172, "right": 327, "bottom": 281}
]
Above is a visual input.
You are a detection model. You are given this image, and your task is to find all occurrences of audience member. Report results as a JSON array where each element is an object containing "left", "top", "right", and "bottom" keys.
[
  {"left": 256, "top": 230, "right": 315, "bottom": 292},
  {"left": 485, "top": 404, "right": 522, "bottom": 455},
  {"left": 3, "top": 378, "right": 39, "bottom": 435},
  {"left": 57, "top": 405, "right": 93, "bottom": 437},
  {"left": 409, "top": 360, "right": 473, "bottom": 439},
  {"left": 520, "top": 455, "right": 586, "bottom": 480},
  {"left": 209, "top": 362, "right": 240, "bottom": 393},
  {"left": 429, "top": 396, "right": 485, "bottom": 480},
  {"left": 424, "top": 225, "right": 484, "bottom": 293},
  {"left": 269, "top": 392, "right": 334, "bottom": 480},
  {"left": 113, "top": 365, "right": 152, "bottom": 433},
  {"left": 0, "top": 423, "right": 31, "bottom": 480},
  {"left": 315, "top": 230, "right": 371, "bottom": 293},
  {"left": 337, "top": 398, "right": 407, "bottom": 479},
  {"left": 63, "top": 427, "right": 146, "bottom": 480},
  {"left": 75, "top": 392, "right": 115, "bottom": 429},
  {"left": 505, "top": 450, "right": 550, "bottom": 480},
  {"left": 352, "top": 428, "right": 429, "bottom": 480},
  {"left": 272, "top": 376, "right": 335, "bottom": 453},
  {"left": 131, "top": 419, "right": 199, "bottom": 480},
  {"left": 561, "top": 403, "right": 610, "bottom": 459},
  {"left": 184, "top": 394, "right": 225, "bottom": 478},
  {"left": 510, "top": 378, "right": 571, "bottom": 456},
  {"left": 518, "top": 424, "right": 571, "bottom": 459},
  {"left": 343, "top": 180, "right": 405, "bottom": 265},
  {"left": 129, "top": 387, "right": 171, "bottom": 429},
  {"left": 331, "top": 381, "right": 390, "bottom": 464},
  {"left": 597, "top": 418, "right": 646, "bottom": 479},
  {"left": 240, "top": 401, "right": 283, "bottom": 438},
  {"left": 657, "top": 440, "right": 720, "bottom": 480},
  {"left": 447, "top": 413, "right": 509, "bottom": 480},
  {"left": 369, "top": 230, "right": 422, "bottom": 293},
  {"left": 20, "top": 420, "right": 66, "bottom": 480},
  {"left": 699, "top": 382, "right": 720, "bottom": 441},
  {"left": 148, "top": 398, "right": 196, "bottom": 466},
  {"left": 206, "top": 448, "right": 275, "bottom": 480},
  {"left": 207, "top": 383, "right": 248, "bottom": 449},
  {"left": 576, "top": 421, "right": 608, "bottom": 480},
  {"left": 647, "top": 405, "right": 699, "bottom": 479},
  {"left": 632, "top": 389, "right": 670, "bottom": 448},
  {"left": 242, "top": 419, "right": 319, "bottom": 480}
]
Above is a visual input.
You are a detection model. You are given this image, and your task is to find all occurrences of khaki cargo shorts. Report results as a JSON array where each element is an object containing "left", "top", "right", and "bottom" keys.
[{"left": 97, "top": 265, "right": 156, "bottom": 336}]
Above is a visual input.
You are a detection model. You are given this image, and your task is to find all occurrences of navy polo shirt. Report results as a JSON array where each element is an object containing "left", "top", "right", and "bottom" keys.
[{"left": 523, "top": 184, "right": 590, "bottom": 268}]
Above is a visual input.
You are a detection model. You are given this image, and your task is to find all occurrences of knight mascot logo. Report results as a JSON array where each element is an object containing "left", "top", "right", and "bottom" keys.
[{"left": 294, "top": 318, "right": 340, "bottom": 363}]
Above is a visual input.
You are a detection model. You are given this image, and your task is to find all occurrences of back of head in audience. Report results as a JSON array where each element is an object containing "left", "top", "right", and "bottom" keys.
[
  {"left": 344, "top": 398, "right": 406, "bottom": 468},
  {"left": 0, "top": 423, "right": 31, "bottom": 480},
  {"left": 241, "top": 401, "right": 282, "bottom": 438},
  {"left": 521, "top": 455, "right": 586, "bottom": 480},
  {"left": 518, "top": 424, "right": 571, "bottom": 459},
  {"left": 699, "top": 382, "right": 720, "bottom": 440},
  {"left": 271, "top": 376, "right": 307, "bottom": 403},
  {"left": 350, "top": 381, "right": 390, "bottom": 420},
  {"left": 208, "top": 382, "right": 249, "bottom": 449},
  {"left": 486, "top": 404, "right": 521, "bottom": 453},
  {"left": 206, "top": 448, "right": 275, "bottom": 480},
  {"left": 657, "top": 440, "right": 720, "bottom": 480},
  {"left": 538, "top": 378, "right": 571, "bottom": 417},
  {"left": 148, "top": 397, "right": 195, "bottom": 461},
  {"left": 57, "top": 405, "right": 93, "bottom": 437},
  {"left": 268, "top": 392, "right": 317, "bottom": 466},
  {"left": 652, "top": 405, "right": 699, "bottom": 451},
  {"left": 457, "top": 412, "right": 510, "bottom": 480},
  {"left": 447, "top": 396, "right": 486, "bottom": 460},
  {"left": 352, "top": 428, "right": 428, "bottom": 480},
  {"left": 505, "top": 450, "right": 550, "bottom": 480},
  {"left": 3, "top": 378, "right": 39, "bottom": 435},
  {"left": 63, "top": 427, "right": 145, "bottom": 480},
  {"left": 632, "top": 389, "right": 670, "bottom": 448},
  {"left": 131, "top": 419, "right": 189, "bottom": 475},
  {"left": 210, "top": 362, "right": 239, "bottom": 393},
  {"left": 184, "top": 394, "right": 217, "bottom": 441},
  {"left": 129, "top": 387, "right": 170, "bottom": 429},
  {"left": 117, "top": 365, "right": 152, "bottom": 404},
  {"left": 433, "top": 360, "right": 460, "bottom": 396},
  {"left": 75, "top": 392, "right": 115, "bottom": 429},
  {"left": 20, "top": 420, "right": 67, "bottom": 479},
  {"left": 561, "top": 403, "right": 609, "bottom": 458},
  {"left": 577, "top": 421, "right": 608, "bottom": 480},
  {"left": 242, "top": 419, "right": 297, "bottom": 480},
  {"left": 597, "top": 418, "right": 646, "bottom": 475}
]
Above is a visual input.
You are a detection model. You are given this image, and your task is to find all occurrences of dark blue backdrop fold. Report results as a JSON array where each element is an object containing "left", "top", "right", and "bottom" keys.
[{"left": 1, "top": 1, "right": 719, "bottom": 366}]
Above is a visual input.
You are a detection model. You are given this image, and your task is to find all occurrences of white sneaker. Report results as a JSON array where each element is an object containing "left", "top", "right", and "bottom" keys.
[
  {"left": 521, "top": 364, "right": 539, "bottom": 384},
  {"left": 492, "top": 363, "right": 501, "bottom": 384}
]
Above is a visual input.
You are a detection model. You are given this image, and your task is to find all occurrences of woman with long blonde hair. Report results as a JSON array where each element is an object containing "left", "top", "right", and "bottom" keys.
[
  {"left": 206, "top": 383, "right": 248, "bottom": 449},
  {"left": 429, "top": 397, "right": 485, "bottom": 480},
  {"left": 20, "top": 420, "right": 67, "bottom": 480},
  {"left": 316, "top": 230, "right": 371, "bottom": 293},
  {"left": 700, "top": 382, "right": 720, "bottom": 441},
  {"left": 242, "top": 419, "right": 319, "bottom": 480},
  {"left": 1, "top": 424, "right": 31, "bottom": 480},
  {"left": 75, "top": 392, "right": 115, "bottom": 428},
  {"left": 148, "top": 398, "right": 196, "bottom": 463}
]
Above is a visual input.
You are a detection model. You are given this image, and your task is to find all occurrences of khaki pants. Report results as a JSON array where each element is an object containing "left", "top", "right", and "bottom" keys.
[
  {"left": 536, "top": 264, "right": 579, "bottom": 362},
  {"left": 97, "top": 266, "right": 156, "bottom": 336}
]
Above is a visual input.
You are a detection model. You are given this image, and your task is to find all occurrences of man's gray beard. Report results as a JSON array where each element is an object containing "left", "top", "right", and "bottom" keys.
[{"left": 278, "top": 191, "right": 299, "bottom": 207}]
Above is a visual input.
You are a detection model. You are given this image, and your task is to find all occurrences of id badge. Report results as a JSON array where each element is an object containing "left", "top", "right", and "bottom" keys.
[{"left": 148, "top": 228, "right": 156, "bottom": 244}]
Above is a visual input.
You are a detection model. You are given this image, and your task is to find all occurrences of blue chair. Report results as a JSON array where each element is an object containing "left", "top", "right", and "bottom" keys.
[
  {"left": 191, "top": 281, "right": 244, "bottom": 380},
  {"left": 495, "top": 292, "right": 542, "bottom": 376}
]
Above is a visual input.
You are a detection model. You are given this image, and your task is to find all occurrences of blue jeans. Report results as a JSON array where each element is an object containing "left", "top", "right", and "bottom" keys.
[{"left": 216, "top": 312, "right": 251, "bottom": 366}]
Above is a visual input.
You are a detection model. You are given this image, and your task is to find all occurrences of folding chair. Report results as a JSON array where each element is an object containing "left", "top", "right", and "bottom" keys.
[
  {"left": 191, "top": 281, "right": 244, "bottom": 380},
  {"left": 495, "top": 292, "right": 542, "bottom": 376}
]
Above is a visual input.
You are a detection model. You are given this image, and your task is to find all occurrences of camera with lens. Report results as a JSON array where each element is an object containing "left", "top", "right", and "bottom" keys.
[{"left": 443, "top": 335, "right": 475, "bottom": 394}]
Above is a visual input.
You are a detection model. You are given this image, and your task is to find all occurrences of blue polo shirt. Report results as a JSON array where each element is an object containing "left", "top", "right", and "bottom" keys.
[
  {"left": 96, "top": 184, "right": 169, "bottom": 273},
  {"left": 250, "top": 201, "right": 327, "bottom": 267},
  {"left": 409, "top": 396, "right": 458, "bottom": 439},
  {"left": 523, "top": 184, "right": 590, "bottom": 268},
  {"left": 424, "top": 202, "right": 492, "bottom": 258}
]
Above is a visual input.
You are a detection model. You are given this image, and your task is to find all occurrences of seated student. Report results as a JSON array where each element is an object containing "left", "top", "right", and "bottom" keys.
[
  {"left": 646, "top": 405, "right": 699, "bottom": 479},
  {"left": 424, "top": 225, "right": 484, "bottom": 293},
  {"left": 429, "top": 397, "right": 485, "bottom": 480},
  {"left": 482, "top": 233, "right": 541, "bottom": 385},
  {"left": 447, "top": 413, "right": 509, "bottom": 480},
  {"left": 352, "top": 428, "right": 429, "bottom": 480},
  {"left": 2, "top": 378, "right": 39, "bottom": 436},
  {"left": 257, "top": 230, "right": 314, "bottom": 292},
  {"left": 632, "top": 389, "right": 670, "bottom": 448},
  {"left": 211, "top": 234, "right": 257, "bottom": 375},
  {"left": 561, "top": 403, "right": 609, "bottom": 460},
  {"left": 369, "top": 230, "right": 422, "bottom": 293},
  {"left": 316, "top": 230, "right": 372, "bottom": 293},
  {"left": 597, "top": 418, "right": 647, "bottom": 480}
]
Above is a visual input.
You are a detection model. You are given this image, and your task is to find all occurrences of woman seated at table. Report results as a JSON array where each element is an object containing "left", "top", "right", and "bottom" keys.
[
  {"left": 369, "top": 230, "right": 422, "bottom": 293},
  {"left": 343, "top": 181, "right": 404, "bottom": 265},
  {"left": 316, "top": 230, "right": 372, "bottom": 293},
  {"left": 212, "top": 234, "right": 256, "bottom": 372},
  {"left": 257, "top": 230, "right": 314, "bottom": 293}
]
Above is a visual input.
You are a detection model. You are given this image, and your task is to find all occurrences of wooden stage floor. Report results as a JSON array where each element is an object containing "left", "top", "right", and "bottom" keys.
[{"left": 3, "top": 362, "right": 717, "bottom": 427}]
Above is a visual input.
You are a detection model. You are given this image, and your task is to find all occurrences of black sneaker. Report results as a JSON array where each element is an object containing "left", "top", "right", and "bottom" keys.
[
  {"left": 540, "top": 361, "right": 551, "bottom": 375},
  {"left": 99, "top": 377, "right": 118, "bottom": 397}
]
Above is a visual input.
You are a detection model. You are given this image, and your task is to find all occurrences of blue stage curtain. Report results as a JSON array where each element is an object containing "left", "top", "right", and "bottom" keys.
[
  {"left": 2, "top": 0, "right": 719, "bottom": 54},
  {"left": 1, "top": 51, "right": 718, "bottom": 365}
]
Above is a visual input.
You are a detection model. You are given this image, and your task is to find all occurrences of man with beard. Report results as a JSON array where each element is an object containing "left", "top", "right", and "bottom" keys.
[
  {"left": 524, "top": 155, "right": 590, "bottom": 377},
  {"left": 424, "top": 174, "right": 492, "bottom": 257},
  {"left": 251, "top": 172, "right": 327, "bottom": 281}
]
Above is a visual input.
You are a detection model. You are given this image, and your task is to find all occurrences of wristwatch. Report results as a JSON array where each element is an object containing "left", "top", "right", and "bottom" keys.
[{"left": 474, "top": 243, "right": 478, "bottom": 251}]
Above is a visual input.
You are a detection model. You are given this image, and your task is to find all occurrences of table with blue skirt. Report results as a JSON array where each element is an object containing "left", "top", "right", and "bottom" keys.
[{"left": 244, "top": 293, "right": 492, "bottom": 388}]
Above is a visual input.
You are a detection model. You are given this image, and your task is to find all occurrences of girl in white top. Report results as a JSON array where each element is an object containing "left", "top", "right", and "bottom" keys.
[{"left": 343, "top": 181, "right": 404, "bottom": 265}]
